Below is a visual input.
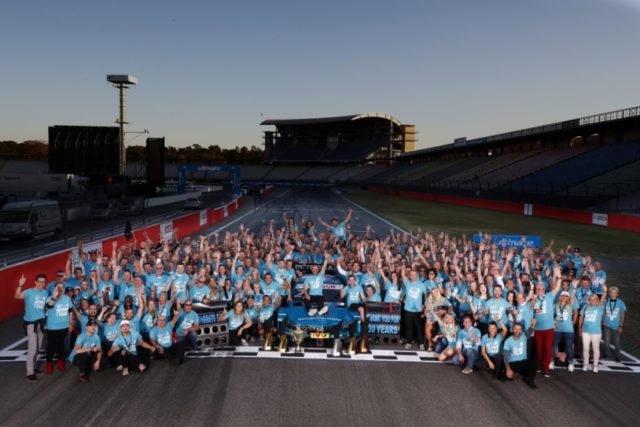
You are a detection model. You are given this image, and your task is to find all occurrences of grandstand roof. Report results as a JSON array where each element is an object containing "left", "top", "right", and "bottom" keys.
[{"left": 261, "top": 112, "right": 402, "bottom": 127}]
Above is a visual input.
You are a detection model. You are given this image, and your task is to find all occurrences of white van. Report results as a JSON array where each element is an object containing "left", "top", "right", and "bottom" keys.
[{"left": 0, "top": 200, "right": 61, "bottom": 240}]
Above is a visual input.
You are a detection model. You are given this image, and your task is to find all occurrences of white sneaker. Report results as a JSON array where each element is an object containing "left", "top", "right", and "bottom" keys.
[
  {"left": 593, "top": 366, "right": 598, "bottom": 373},
  {"left": 568, "top": 363, "right": 574, "bottom": 373},
  {"left": 318, "top": 306, "right": 329, "bottom": 316},
  {"left": 122, "top": 367, "right": 129, "bottom": 376},
  {"left": 549, "top": 361, "right": 555, "bottom": 371},
  {"left": 582, "top": 364, "right": 589, "bottom": 372},
  {"left": 241, "top": 339, "right": 249, "bottom": 346},
  {"left": 404, "top": 343, "right": 412, "bottom": 349},
  {"left": 116, "top": 365, "right": 123, "bottom": 372},
  {"left": 138, "top": 363, "right": 146, "bottom": 373},
  {"left": 308, "top": 308, "right": 318, "bottom": 316}
]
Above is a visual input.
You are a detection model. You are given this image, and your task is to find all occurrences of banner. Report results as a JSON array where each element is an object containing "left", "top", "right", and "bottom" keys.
[
  {"left": 199, "top": 210, "right": 208, "bottom": 226},
  {"left": 366, "top": 302, "right": 401, "bottom": 335},
  {"left": 473, "top": 234, "right": 541, "bottom": 248},
  {"left": 160, "top": 221, "right": 173, "bottom": 242},
  {"left": 592, "top": 213, "right": 608, "bottom": 226}
]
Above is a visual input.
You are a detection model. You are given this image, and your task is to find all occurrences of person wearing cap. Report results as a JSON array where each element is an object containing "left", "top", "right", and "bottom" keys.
[
  {"left": 108, "top": 319, "right": 155, "bottom": 376},
  {"left": 550, "top": 290, "right": 578, "bottom": 372},
  {"left": 175, "top": 300, "right": 201, "bottom": 360},
  {"left": 44, "top": 280, "right": 75, "bottom": 374},
  {"left": 69, "top": 319, "right": 102, "bottom": 382},
  {"left": 603, "top": 286, "right": 626, "bottom": 362},
  {"left": 15, "top": 273, "right": 48, "bottom": 382},
  {"left": 533, "top": 265, "right": 562, "bottom": 378}
]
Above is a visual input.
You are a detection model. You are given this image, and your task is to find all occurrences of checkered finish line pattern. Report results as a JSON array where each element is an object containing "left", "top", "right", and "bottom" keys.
[
  {"left": 1, "top": 339, "right": 638, "bottom": 373},
  {"left": 179, "top": 346, "right": 640, "bottom": 373}
]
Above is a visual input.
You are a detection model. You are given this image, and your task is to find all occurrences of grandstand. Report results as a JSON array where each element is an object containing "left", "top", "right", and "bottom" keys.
[{"left": 261, "top": 113, "right": 415, "bottom": 163}]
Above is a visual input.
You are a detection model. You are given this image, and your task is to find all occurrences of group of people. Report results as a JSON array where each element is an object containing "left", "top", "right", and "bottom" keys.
[{"left": 15, "top": 208, "right": 627, "bottom": 389}]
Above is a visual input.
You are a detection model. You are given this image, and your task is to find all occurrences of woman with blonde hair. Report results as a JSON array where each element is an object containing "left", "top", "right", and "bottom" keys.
[{"left": 579, "top": 293, "right": 605, "bottom": 372}]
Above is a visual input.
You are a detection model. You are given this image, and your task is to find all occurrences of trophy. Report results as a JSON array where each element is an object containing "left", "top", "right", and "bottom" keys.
[
  {"left": 331, "top": 338, "right": 342, "bottom": 357},
  {"left": 292, "top": 326, "right": 305, "bottom": 353},
  {"left": 277, "top": 335, "right": 288, "bottom": 353},
  {"left": 347, "top": 336, "right": 357, "bottom": 355},
  {"left": 263, "top": 331, "right": 273, "bottom": 351}
]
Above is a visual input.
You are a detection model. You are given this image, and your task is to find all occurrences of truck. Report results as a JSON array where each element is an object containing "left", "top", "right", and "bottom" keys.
[{"left": 0, "top": 200, "right": 61, "bottom": 240}]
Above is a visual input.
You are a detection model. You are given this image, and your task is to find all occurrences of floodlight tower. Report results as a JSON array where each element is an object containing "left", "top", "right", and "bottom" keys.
[{"left": 106, "top": 74, "right": 138, "bottom": 176}]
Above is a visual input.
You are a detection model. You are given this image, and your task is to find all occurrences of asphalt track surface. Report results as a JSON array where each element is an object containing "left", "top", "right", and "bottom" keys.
[{"left": 1, "top": 188, "right": 639, "bottom": 427}]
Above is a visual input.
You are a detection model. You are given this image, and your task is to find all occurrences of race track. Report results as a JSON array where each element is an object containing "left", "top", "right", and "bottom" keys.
[{"left": 1, "top": 188, "right": 638, "bottom": 427}]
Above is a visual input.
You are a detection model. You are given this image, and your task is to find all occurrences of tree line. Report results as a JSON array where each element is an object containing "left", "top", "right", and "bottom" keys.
[{"left": 0, "top": 141, "right": 264, "bottom": 164}]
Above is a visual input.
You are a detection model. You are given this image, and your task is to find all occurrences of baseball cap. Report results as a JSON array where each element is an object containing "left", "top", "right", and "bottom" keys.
[
  {"left": 246, "top": 294, "right": 254, "bottom": 300},
  {"left": 120, "top": 320, "right": 131, "bottom": 327},
  {"left": 560, "top": 291, "right": 570, "bottom": 297},
  {"left": 86, "top": 319, "right": 98, "bottom": 327},
  {"left": 65, "top": 287, "right": 74, "bottom": 293}
]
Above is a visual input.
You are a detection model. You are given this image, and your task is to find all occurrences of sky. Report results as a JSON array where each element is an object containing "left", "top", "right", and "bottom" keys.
[{"left": 1, "top": 0, "right": 639, "bottom": 150}]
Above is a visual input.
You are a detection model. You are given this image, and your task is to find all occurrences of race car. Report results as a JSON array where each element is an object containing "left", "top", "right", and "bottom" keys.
[{"left": 276, "top": 264, "right": 363, "bottom": 352}]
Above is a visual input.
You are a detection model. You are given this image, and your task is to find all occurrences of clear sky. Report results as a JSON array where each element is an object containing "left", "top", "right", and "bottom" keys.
[{"left": 1, "top": 0, "right": 639, "bottom": 150}]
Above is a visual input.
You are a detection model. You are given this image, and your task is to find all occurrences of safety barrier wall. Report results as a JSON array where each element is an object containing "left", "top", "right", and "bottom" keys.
[
  {"left": 368, "top": 187, "right": 640, "bottom": 233},
  {"left": 0, "top": 196, "right": 244, "bottom": 322}
]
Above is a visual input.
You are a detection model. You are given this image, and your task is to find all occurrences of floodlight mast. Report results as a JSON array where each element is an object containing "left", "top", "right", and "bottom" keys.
[{"left": 106, "top": 74, "right": 138, "bottom": 176}]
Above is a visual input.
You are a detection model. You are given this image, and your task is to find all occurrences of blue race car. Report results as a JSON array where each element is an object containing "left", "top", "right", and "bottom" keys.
[{"left": 276, "top": 265, "right": 362, "bottom": 351}]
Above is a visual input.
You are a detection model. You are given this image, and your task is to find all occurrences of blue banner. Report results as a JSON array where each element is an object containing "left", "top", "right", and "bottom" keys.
[{"left": 473, "top": 234, "right": 541, "bottom": 248}]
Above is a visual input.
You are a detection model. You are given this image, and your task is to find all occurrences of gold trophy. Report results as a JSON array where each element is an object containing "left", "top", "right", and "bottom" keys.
[
  {"left": 277, "top": 335, "right": 288, "bottom": 353},
  {"left": 347, "top": 336, "right": 357, "bottom": 355},
  {"left": 263, "top": 331, "right": 273, "bottom": 351},
  {"left": 292, "top": 326, "right": 305, "bottom": 353}
]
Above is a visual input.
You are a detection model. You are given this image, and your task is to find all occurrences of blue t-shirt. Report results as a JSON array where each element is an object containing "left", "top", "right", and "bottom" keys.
[
  {"left": 190, "top": 285, "right": 211, "bottom": 303},
  {"left": 304, "top": 274, "right": 325, "bottom": 297},
  {"left": 68, "top": 331, "right": 101, "bottom": 361},
  {"left": 481, "top": 334, "right": 503, "bottom": 356},
  {"left": 384, "top": 281, "right": 402, "bottom": 303},
  {"left": 533, "top": 293, "right": 556, "bottom": 330},
  {"left": 97, "top": 280, "right": 116, "bottom": 301},
  {"left": 554, "top": 303, "right": 577, "bottom": 333},
  {"left": 604, "top": 299, "right": 626, "bottom": 329},
  {"left": 112, "top": 330, "right": 143, "bottom": 355},
  {"left": 504, "top": 335, "right": 528, "bottom": 363},
  {"left": 258, "top": 304, "right": 275, "bottom": 323},
  {"left": 456, "top": 327, "right": 481, "bottom": 350},
  {"left": 176, "top": 310, "right": 199, "bottom": 336},
  {"left": 330, "top": 222, "right": 347, "bottom": 240},
  {"left": 402, "top": 280, "right": 426, "bottom": 313},
  {"left": 170, "top": 273, "right": 190, "bottom": 301},
  {"left": 344, "top": 285, "right": 365, "bottom": 305},
  {"left": 23, "top": 288, "right": 48, "bottom": 322},
  {"left": 150, "top": 324, "right": 174, "bottom": 349},
  {"left": 140, "top": 312, "right": 156, "bottom": 335},
  {"left": 101, "top": 322, "right": 120, "bottom": 343},
  {"left": 46, "top": 295, "right": 73, "bottom": 330},
  {"left": 146, "top": 274, "right": 169, "bottom": 295},
  {"left": 228, "top": 312, "right": 250, "bottom": 331},
  {"left": 581, "top": 305, "right": 604, "bottom": 334},
  {"left": 485, "top": 298, "right": 511, "bottom": 325}
]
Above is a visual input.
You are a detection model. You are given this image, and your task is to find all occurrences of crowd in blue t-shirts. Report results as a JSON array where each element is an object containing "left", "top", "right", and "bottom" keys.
[{"left": 15, "top": 212, "right": 627, "bottom": 388}]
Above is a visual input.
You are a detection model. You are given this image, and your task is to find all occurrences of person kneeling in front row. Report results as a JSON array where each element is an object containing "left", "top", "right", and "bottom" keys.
[
  {"left": 108, "top": 320, "right": 155, "bottom": 376},
  {"left": 503, "top": 320, "right": 538, "bottom": 389},
  {"left": 70, "top": 319, "right": 102, "bottom": 383}
]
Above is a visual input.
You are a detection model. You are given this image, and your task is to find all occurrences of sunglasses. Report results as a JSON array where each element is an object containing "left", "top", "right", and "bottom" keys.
[{"left": 184, "top": 303, "right": 192, "bottom": 307}]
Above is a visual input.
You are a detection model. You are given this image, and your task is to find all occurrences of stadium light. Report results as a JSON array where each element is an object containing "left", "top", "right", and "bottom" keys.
[{"left": 106, "top": 74, "right": 138, "bottom": 176}]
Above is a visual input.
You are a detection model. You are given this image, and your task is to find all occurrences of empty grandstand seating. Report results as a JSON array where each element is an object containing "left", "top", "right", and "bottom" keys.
[
  {"left": 505, "top": 141, "right": 640, "bottom": 194},
  {"left": 562, "top": 159, "right": 640, "bottom": 197},
  {"left": 469, "top": 146, "right": 593, "bottom": 189}
]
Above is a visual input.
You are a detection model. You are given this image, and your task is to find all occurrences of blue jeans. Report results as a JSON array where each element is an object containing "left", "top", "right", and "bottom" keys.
[
  {"left": 453, "top": 348, "right": 478, "bottom": 369},
  {"left": 434, "top": 337, "right": 449, "bottom": 354},
  {"left": 552, "top": 331, "right": 574, "bottom": 363}
]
